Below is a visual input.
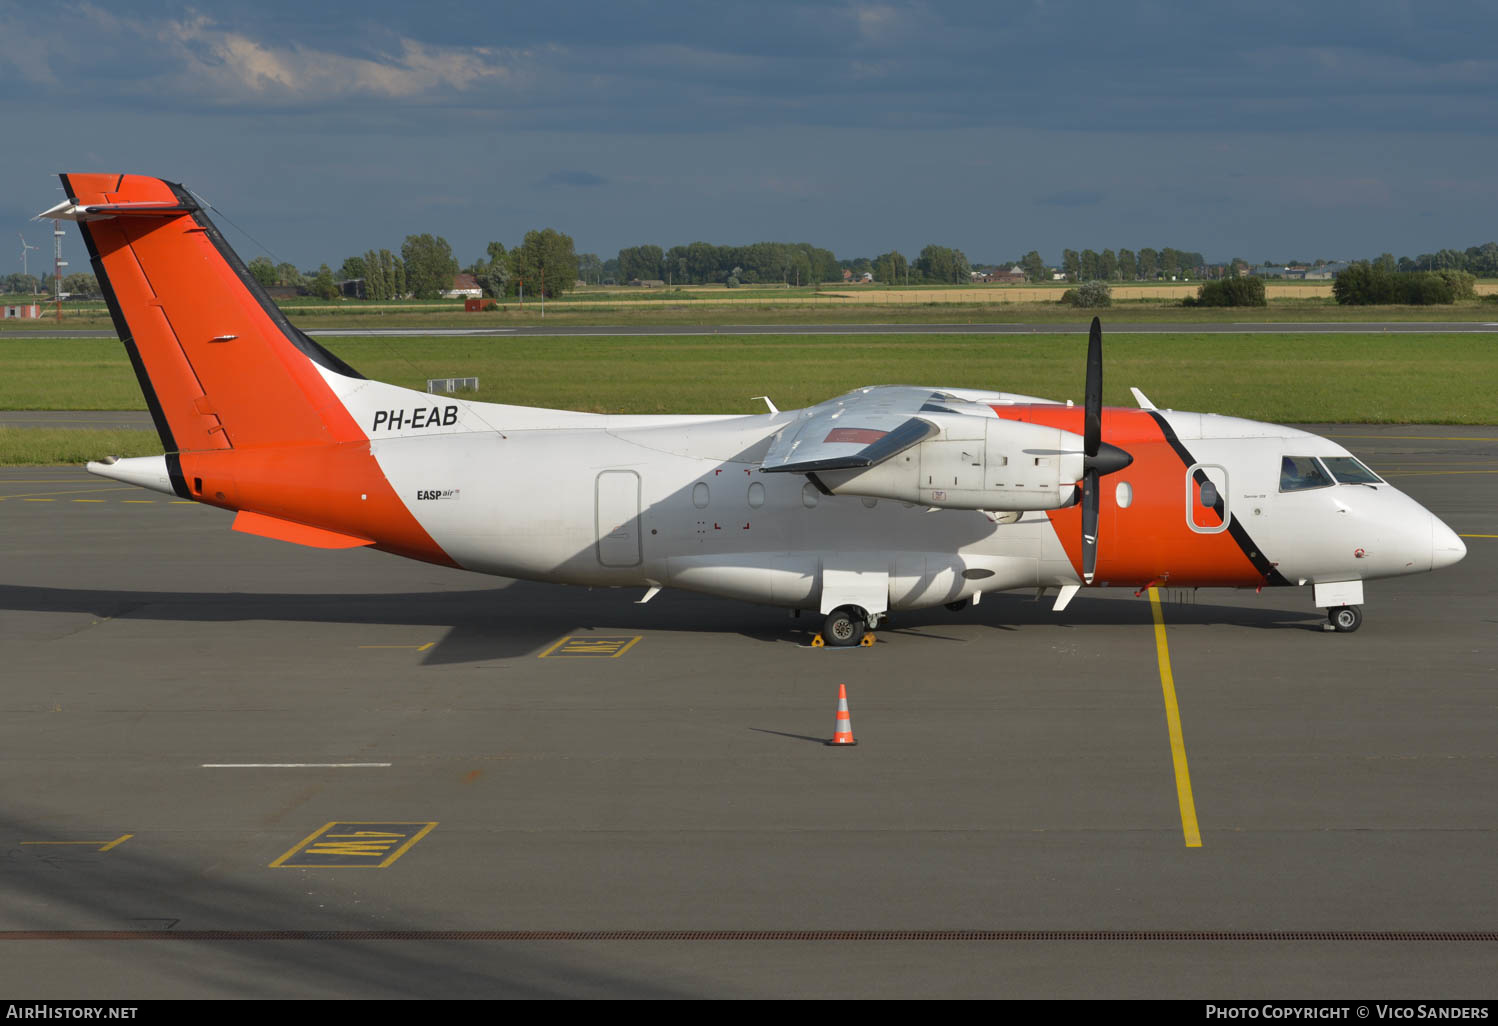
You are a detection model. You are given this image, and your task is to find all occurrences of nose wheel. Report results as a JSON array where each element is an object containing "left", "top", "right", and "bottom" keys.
[{"left": 1328, "top": 605, "right": 1363, "bottom": 633}]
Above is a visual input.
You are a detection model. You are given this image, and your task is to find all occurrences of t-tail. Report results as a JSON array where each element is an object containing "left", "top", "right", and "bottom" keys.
[{"left": 41, "top": 173, "right": 454, "bottom": 565}]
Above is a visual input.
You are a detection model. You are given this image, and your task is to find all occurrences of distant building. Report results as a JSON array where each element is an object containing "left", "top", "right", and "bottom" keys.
[
  {"left": 628, "top": 278, "right": 666, "bottom": 288},
  {"left": 977, "top": 265, "right": 1026, "bottom": 284},
  {"left": 442, "top": 273, "right": 482, "bottom": 299}
]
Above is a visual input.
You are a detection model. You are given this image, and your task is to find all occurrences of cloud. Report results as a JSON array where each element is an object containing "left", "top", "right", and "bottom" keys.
[
  {"left": 538, "top": 170, "right": 608, "bottom": 188},
  {"left": 1037, "top": 190, "right": 1105, "bottom": 208}
]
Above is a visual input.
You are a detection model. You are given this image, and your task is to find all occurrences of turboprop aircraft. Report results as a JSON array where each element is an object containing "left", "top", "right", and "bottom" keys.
[{"left": 41, "top": 174, "right": 1466, "bottom": 645}]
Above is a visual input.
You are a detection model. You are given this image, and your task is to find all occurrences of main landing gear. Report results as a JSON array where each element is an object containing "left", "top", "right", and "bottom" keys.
[
  {"left": 820, "top": 605, "right": 885, "bottom": 647},
  {"left": 1327, "top": 605, "right": 1363, "bottom": 633}
]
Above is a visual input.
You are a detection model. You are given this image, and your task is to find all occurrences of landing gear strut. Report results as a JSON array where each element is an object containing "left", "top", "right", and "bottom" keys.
[{"left": 1328, "top": 605, "right": 1363, "bottom": 633}]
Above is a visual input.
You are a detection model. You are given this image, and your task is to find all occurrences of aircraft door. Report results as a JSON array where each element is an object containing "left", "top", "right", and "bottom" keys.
[
  {"left": 596, "top": 470, "right": 642, "bottom": 567},
  {"left": 1186, "top": 463, "right": 1229, "bottom": 534}
]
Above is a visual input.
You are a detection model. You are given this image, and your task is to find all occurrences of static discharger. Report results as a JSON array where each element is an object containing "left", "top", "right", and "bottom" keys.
[{"left": 827, "top": 684, "right": 857, "bottom": 747}]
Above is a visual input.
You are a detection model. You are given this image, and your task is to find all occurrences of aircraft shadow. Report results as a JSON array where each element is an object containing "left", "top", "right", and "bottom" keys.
[
  {"left": 0, "top": 581, "right": 1325, "bottom": 666},
  {"left": 0, "top": 804, "right": 687, "bottom": 998}
]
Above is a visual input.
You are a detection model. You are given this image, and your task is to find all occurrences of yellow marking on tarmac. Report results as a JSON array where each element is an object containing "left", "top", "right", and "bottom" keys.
[
  {"left": 121, "top": 499, "right": 155, "bottom": 503},
  {"left": 22, "top": 498, "right": 54, "bottom": 501},
  {"left": 0, "top": 486, "right": 129, "bottom": 501},
  {"left": 270, "top": 821, "right": 437, "bottom": 869},
  {"left": 21, "top": 834, "right": 132, "bottom": 852},
  {"left": 538, "top": 635, "right": 643, "bottom": 658},
  {"left": 72, "top": 499, "right": 106, "bottom": 503},
  {"left": 169, "top": 501, "right": 195, "bottom": 504},
  {"left": 1461, "top": 534, "right": 1498, "bottom": 538},
  {"left": 1148, "top": 588, "right": 1202, "bottom": 848},
  {"left": 359, "top": 642, "right": 436, "bottom": 651}
]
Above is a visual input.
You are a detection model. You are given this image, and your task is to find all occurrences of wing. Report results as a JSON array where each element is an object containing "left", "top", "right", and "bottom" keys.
[{"left": 760, "top": 386, "right": 996, "bottom": 474}]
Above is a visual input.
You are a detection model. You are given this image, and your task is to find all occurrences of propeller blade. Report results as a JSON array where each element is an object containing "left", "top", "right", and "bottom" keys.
[
  {"left": 1081, "top": 466, "right": 1099, "bottom": 584},
  {"left": 1084, "top": 316, "right": 1102, "bottom": 458}
]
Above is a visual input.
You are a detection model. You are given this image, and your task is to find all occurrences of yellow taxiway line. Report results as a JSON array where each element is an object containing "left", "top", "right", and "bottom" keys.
[{"left": 1148, "top": 588, "right": 1202, "bottom": 848}]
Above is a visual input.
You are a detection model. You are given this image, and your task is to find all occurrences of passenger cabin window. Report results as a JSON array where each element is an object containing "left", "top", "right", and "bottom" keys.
[
  {"left": 1199, "top": 480, "right": 1219, "bottom": 507},
  {"left": 1280, "top": 456, "right": 1332, "bottom": 492},
  {"left": 1321, "top": 457, "right": 1382, "bottom": 485}
]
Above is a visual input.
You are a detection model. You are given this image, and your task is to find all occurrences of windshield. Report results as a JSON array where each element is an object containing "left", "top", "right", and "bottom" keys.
[
  {"left": 1280, "top": 455, "right": 1332, "bottom": 492},
  {"left": 1321, "top": 456, "right": 1383, "bottom": 485}
]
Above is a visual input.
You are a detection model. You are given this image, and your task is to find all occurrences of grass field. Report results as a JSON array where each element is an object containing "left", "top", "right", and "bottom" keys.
[
  {"left": 1, "top": 331, "right": 1494, "bottom": 467},
  {"left": 0, "top": 427, "right": 164, "bottom": 465}
]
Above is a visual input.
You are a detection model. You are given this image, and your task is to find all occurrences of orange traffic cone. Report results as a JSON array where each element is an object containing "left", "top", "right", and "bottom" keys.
[{"left": 826, "top": 683, "right": 857, "bottom": 746}]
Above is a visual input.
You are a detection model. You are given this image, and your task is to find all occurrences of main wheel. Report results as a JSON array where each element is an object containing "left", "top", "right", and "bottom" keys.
[
  {"left": 823, "top": 606, "right": 866, "bottom": 647},
  {"left": 1329, "top": 605, "right": 1363, "bottom": 633}
]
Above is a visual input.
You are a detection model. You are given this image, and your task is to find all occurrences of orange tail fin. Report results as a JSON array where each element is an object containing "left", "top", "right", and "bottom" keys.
[{"left": 53, "top": 174, "right": 366, "bottom": 465}]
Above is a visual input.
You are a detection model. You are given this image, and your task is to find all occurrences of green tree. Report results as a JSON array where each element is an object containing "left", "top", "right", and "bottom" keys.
[
  {"left": 618, "top": 245, "right": 664, "bottom": 282},
  {"left": 275, "top": 262, "right": 304, "bottom": 289},
  {"left": 339, "top": 256, "right": 367, "bottom": 283},
  {"left": 1080, "top": 249, "right": 1099, "bottom": 281},
  {"left": 1138, "top": 248, "right": 1159, "bottom": 279},
  {"left": 1061, "top": 249, "right": 1080, "bottom": 282},
  {"left": 915, "top": 244, "right": 971, "bottom": 284},
  {"left": 61, "top": 272, "right": 99, "bottom": 297},
  {"left": 312, "top": 264, "right": 339, "bottom": 301},
  {"left": 248, "top": 256, "right": 278, "bottom": 288},
  {"left": 400, "top": 234, "right": 458, "bottom": 300},
  {"left": 1186, "top": 276, "right": 1267, "bottom": 307},
  {"left": 1021, "top": 250, "right": 1046, "bottom": 282},
  {"left": 511, "top": 228, "right": 580, "bottom": 299},
  {"left": 1099, "top": 249, "right": 1117, "bottom": 281},
  {"left": 872, "top": 250, "right": 908, "bottom": 285},
  {"left": 1117, "top": 248, "right": 1137, "bottom": 280}
]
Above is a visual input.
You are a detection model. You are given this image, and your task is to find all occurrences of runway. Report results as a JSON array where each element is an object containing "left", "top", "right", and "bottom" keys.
[
  {"left": 0, "top": 426, "right": 1492, "bottom": 997},
  {"left": 7, "top": 319, "right": 1498, "bottom": 340}
]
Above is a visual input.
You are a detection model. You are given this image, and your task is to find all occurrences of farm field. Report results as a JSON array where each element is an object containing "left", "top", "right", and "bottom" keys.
[
  {"left": 3, "top": 283, "right": 1497, "bottom": 332},
  {"left": 1, "top": 330, "right": 1494, "bottom": 464}
]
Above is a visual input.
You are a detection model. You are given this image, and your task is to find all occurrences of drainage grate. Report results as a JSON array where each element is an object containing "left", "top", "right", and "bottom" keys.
[{"left": 2, "top": 930, "right": 1495, "bottom": 942}]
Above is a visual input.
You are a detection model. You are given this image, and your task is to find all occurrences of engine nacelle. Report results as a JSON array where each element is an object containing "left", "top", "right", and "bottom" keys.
[{"left": 816, "top": 417, "right": 1085, "bottom": 511}]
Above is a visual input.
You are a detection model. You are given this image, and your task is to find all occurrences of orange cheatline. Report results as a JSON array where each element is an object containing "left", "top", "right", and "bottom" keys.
[{"left": 826, "top": 683, "right": 857, "bottom": 747}]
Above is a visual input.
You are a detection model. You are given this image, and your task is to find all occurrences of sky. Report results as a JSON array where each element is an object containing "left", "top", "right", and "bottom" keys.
[{"left": 3, "top": 0, "right": 1497, "bottom": 272}]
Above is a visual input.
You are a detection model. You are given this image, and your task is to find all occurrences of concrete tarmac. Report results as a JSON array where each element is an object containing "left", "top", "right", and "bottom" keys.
[{"left": 0, "top": 426, "right": 1493, "bottom": 998}]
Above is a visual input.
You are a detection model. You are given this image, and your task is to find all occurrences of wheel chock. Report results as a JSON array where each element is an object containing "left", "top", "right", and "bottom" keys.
[
  {"left": 810, "top": 634, "right": 826, "bottom": 647},
  {"left": 859, "top": 632, "right": 876, "bottom": 647}
]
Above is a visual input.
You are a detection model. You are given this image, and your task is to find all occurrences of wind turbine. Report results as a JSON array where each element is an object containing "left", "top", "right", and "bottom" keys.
[{"left": 19, "top": 233, "right": 39, "bottom": 289}]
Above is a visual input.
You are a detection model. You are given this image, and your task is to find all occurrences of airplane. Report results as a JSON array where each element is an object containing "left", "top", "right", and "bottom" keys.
[{"left": 39, "top": 174, "right": 1467, "bottom": 645}]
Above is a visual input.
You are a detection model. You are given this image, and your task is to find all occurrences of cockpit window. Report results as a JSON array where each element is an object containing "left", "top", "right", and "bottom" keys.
[
  {"left": 1321, "top": 456, "right": 1383, "bottom": 485},
  {"left": 1280, "top": 455, "right": 1333, "bottom": 492}
]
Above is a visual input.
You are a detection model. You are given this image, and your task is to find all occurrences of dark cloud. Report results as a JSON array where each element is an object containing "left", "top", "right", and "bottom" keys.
[
  {"left": 538, "top": 170, "right": 608, "bottom": 188},
  {"left": 1038, "top": 190, "right": 1105, "bottom": 209},
  {"left": 4, "top": 2, "right": 1497, "bottom": 268}
]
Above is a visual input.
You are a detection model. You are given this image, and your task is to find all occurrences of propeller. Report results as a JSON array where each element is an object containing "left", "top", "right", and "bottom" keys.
[{"left": 1080, "top": 317, "right": 1133, "bottom": 584}]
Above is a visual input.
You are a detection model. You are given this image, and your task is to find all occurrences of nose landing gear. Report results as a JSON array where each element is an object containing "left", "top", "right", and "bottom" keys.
[{"left": 1327, "top": 605, "right": 1363, "bottom": 633}]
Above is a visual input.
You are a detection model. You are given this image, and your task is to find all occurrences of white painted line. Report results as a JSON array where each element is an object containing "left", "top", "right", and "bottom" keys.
[{"left": 201, "top": 763, "right": 392, "bottom": 768}]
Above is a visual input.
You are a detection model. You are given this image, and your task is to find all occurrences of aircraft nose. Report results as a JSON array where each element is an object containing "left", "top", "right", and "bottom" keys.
[{"left": 1431, "top": 514, "right": 1467, "bottom": 570}]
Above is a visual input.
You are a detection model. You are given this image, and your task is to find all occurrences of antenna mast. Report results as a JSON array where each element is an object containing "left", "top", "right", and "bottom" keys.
[{"left": 52, "top": 223, "right": 67, "bottom": 321}]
